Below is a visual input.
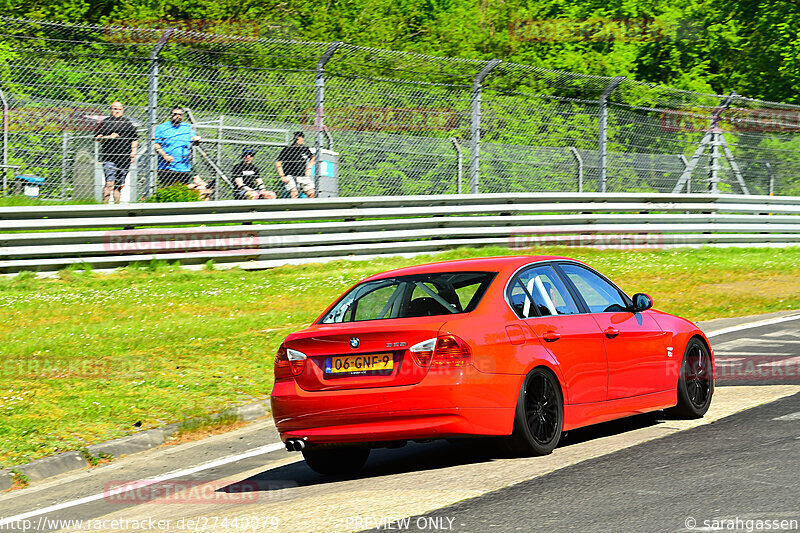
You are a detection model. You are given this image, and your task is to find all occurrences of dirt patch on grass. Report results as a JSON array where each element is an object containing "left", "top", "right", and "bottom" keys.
[
  {"left": 165, "top": 420, "right": 249, "bottom": 446},
  {"left": 707, "top": 276, "right": 800, "bottom": 298}
]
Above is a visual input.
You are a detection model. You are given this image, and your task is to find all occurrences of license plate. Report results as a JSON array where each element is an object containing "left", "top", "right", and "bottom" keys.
[{"left": 325, "top": 353, "right": 393, "bottom": 374}]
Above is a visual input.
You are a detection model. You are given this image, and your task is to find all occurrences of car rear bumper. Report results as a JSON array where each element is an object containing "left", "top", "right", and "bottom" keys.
[
  {"left": 276, "top": 408, "right": 514, "bottom": 443},
  {"left": 271, "top": 367, "right": 521, "bottom": 443}
]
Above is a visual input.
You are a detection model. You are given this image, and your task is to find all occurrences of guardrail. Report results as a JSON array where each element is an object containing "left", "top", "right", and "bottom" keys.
[{"left": 2, "top": 193, "right": 800, "bottom": 274}]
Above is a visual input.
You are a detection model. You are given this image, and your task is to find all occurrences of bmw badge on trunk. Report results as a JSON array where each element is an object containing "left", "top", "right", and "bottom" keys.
[{"left": 349, "top": 337, "right": 360, "bottom": 349}]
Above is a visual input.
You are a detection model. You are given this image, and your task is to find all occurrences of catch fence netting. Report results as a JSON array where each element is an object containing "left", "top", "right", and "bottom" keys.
[{"left": 2, "top": 17, "right": 799, "bottom": 202}]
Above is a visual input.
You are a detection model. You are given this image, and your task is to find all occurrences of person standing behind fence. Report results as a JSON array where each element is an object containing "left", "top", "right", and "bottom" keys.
[
  {"left": 95, "top": 101, "right": 138, "bottom": 204},
  {"left": 232, "top": 147, "right": 276, "bottom": 200},
  {"left": 275, "top": 131, "right": 315, "bottom": 198},
  {"left": 153, "top": 106, "right": 200, "bottom": 187}
]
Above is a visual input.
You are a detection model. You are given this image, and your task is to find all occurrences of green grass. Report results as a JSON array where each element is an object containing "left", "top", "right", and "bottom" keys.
[
  {"left": 0, "top": 195, "right": 99, "bottom": 207},
  {"left": 2, "top": 245, "right": 800, "bottom": 467}
]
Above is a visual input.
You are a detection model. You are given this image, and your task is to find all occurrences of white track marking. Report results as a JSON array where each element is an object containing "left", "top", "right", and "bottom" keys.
[
  {"left": 773, "top": 412, "right": 800, "bottom": 421},
  {"left": 713, "top": 339, "right": 752, "bottom": 350},
  {"left": 706, "top": 314, "right": 800, "bottom": 337},
  {"left": 0, "top": 442, "right": 287, "bottom": 525},
  {"left": 713, "top": 352, "right": 797, "bottom": 357},
  {"left": 732, "top": 338, "right": 800, "bottom": 345},
  {"left": 717, "top": 338, "right": 800, "bottom": 347},
  {"left": 764, "top": 330, "right": 800, "bottom": 338}
]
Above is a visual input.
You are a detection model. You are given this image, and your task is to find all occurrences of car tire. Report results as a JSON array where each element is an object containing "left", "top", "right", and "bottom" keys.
[
  {"left": 302, "top": 446, "right": 370, "bottom": 476},
  {"left": 505, "top": 368, "right": 564, "bottom": 456},
  {"left": 670, "top": 338, "right": 713, "bottom": 419}
]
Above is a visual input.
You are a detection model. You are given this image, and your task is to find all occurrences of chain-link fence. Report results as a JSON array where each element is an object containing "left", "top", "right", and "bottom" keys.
[{"left": 2, "top": 17, "right": 800, "bottom": 203}]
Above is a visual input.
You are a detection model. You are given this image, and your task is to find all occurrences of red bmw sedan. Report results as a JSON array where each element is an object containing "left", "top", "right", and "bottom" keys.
[{"left": 271, "top": 256, "right": 714, "bottom": 475}]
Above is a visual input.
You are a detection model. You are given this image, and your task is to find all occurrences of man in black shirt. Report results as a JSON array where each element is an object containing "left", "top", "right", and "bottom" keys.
[
  {"left": 96, "top": 102, "right": 138, "bottom": 203},
  {"left": 232, "top": 147, "right": 276, "bottom": 200},
  {"left": 275, "top": 131, "right": 316, "bottom": 198}
]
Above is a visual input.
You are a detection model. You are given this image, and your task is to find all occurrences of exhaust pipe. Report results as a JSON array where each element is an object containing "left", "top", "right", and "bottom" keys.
[{"left": 284, "top": 438, "right": 306, "bottom": 452}]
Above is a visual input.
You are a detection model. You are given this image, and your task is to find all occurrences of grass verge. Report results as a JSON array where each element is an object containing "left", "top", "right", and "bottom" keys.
[
  {"left": 0, "top": 195, "right": 99, "bottom": 207},
  {"left": 2, "top": 245, "right": 800, "bottom": 467}
]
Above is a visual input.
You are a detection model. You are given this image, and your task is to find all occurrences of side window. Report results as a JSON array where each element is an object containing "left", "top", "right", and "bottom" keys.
[
  {"left": 560, "top": 263, "right": 628, "bottom": 313},
  {"left": 408, "top": 281, "right": 457, "bottom": 316},
  {"left": 454, "top": 283, "right": 479, "bottom": 310},
  {"left": 509, "top": 265, "right": 580, "bottom": 318},
  {"left": 352, "top": 284, "right": 401, "bottom": 321},
  {"left": 410, "top": 282, "right": 442, "bottom": 301},
  {"left": 507, "top": 280, "right": 529, "bottom": 318}
]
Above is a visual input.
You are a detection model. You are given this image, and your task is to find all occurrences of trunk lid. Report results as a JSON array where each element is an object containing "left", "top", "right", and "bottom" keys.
[{"left": 285, "top": 318, "right": 446, "bottom": 391}]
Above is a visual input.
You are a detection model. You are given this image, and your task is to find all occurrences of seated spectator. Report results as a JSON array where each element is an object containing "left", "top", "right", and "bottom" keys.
[
  {"left": 232, "top": 147, "right": 275, "bottom": 200},
  {"left": 188, "top": 175, "right": 214, "bottom": 201}
]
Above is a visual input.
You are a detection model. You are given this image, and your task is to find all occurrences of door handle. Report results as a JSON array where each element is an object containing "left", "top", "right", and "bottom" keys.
[
  {"left": 543, "top": 331, "right": 561, "bottom": 342},
  {"left": 605, "top": 327, "right": 620, "bottom": 339}
]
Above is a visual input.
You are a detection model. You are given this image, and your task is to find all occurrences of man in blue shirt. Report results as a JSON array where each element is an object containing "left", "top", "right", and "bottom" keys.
[{"left": 153, "top": 106, "right": 200, "bottom": 186}]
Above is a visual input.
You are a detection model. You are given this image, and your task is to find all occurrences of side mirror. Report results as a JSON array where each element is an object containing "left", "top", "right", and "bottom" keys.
[{"left": 632, "top": 293, "right": 653, "bottom": 313}]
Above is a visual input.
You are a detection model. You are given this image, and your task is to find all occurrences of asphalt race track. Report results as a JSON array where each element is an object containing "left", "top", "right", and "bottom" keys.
[
  {"left": 403, "top": 392, "right": 800, "bottom": 533},
  {"left": 0, "top": 313, "right": 798, "bottom": 533},
  {"left": 711, "top": 318, "right": 800, "bottom": 387}
]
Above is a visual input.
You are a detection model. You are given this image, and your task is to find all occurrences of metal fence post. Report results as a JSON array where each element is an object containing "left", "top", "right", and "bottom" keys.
[
  {"left": 765, "top": 161, "right": 775, "bottom": 195},
  {"left": 314, "top": 42, "right": 343, "bottom": 191},
  {"left": 450, "top": 137, "right": 463, "bottom": 194},
  {"left": 128, "top": 153, "right": 138, "bottom": 202},
  {"left": 598, "top": 76, "right": 625, "bottom": 193},
  {"left": 216, "top": 115, "right": 223, "bottom": 170},
  {"left": 677, "top": 155, "right": 690, "bottom": 192},
  {"left": 470, "top": 60, "right": 501, "bottom": 194},
  {"left": 0, "top": 85, "right": 8, "bottom": 195},
  {"left": 61, "top": 131, "right": 69, "bottom": 200},
  {"left": 568, "top": 147, "right": 583, "bottom": 192},
  {"left": 215, "top": 114, "right": 223, "bottom": 200},
  {"left": 147, "top": 29, "right": 173, "bottom": 198},
  {"left": 709, "top": 133, "right": 721, "bottom": 193}
]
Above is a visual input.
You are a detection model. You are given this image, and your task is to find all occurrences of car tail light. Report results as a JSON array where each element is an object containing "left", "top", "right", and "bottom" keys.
[
  {"left": 409, "top": 335, "right": 471, "bottom": 368},
  {"left": 410, "top": 337, "right": 436, "bottom": 367},
  {"left": 431, "top": 335, "right": 471, "bottom": 367},
  {"left": 275, "top": 345, "right": 307, "bottom": 378}
]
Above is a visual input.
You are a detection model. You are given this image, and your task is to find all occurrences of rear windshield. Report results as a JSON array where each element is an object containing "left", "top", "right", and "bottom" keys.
[{"left": 319, "top": 271, "right": 497, "bottom": 324}]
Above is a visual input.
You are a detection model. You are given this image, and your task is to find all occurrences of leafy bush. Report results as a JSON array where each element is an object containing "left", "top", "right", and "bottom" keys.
[{"left": 146, "top": 185, "right": 201, "bottom": 203}]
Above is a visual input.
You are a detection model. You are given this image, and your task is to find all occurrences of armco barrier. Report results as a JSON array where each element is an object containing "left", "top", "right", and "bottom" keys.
[{"left": 2, "top": 193, "right": 800, "bottom": 274}]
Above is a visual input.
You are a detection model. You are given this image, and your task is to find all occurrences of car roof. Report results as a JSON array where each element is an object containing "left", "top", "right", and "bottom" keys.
[{"left": 363, "top": 255, "right": 581, "bottom": 282}]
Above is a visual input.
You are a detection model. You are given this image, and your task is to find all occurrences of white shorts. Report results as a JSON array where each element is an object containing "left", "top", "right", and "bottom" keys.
[{"left": 284, "top": 175, "right": 315, "bottom": 195}]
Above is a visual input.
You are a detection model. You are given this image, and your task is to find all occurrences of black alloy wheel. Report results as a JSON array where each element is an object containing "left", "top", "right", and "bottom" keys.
[
  {"left": 671, "top": 338, "right": 713, "bottom": 418},
  {"left": 506, "top": 368, "right": 564, "bottom": 456}
]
